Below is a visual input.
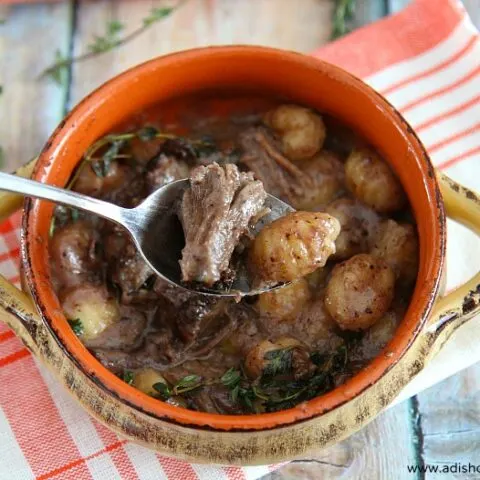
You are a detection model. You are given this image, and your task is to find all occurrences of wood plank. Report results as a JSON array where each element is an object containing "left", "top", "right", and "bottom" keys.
[
  {"left": 266, "top": 401, "right": 415, "bottom": 480},
  {"left": 350, "top": 0, "right": 387, "bottom": 29},
  {"left": 69, "top": 0, "right": 334, "bottom": 107},
  {"left": 462, "top": 0, "right": 480, "bottom": 30},
  {"left": 414, "top": 362, "right": 480, "bottom": 475},
  {"left": 387, "top": 0, "right": 411, "bottom": 14},
  {"left": 0, "top": 2, "right": 72, "bottom": 171}
]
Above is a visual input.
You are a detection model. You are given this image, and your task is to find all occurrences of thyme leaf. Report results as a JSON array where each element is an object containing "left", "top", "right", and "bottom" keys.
[
  {"left": 153, "top": 382, "right": 172, "bottom": 400},
  {"left": 143, "top": 7, "right": 174, "bottom": 27},
  {"left": 88, "top": 20, "right": 125, "bottom": 54},
  {"left": 40, "top": 2, "right": 186, "bottom": 85},
  {"left": 263, "top": 347, "right": 293, "bottom": 377},
  {"left": 331, "top": 0, "right": 356, "bottom": 40},
  {"left": 137, "top": 126, "right": 160, "bottom": 142},
  {"left": 123, "top": 370, "right": 134, "bottom": 385},
  {"left": 173, "top": 374, "right": 203, "bottom": 395},
  {"left": 68, "top": 318, "right": 84, "bottom": 336},
  {"left": 220, "top": 368, "right": 241, "bottom": 389}
]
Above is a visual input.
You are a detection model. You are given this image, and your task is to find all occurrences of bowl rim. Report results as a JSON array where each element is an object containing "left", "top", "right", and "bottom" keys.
[{"left": 22, "top": 45, "right": 445, "bottom": 431}]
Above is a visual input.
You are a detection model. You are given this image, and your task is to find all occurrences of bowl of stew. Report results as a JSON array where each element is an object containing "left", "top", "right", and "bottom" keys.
[{"left": 2, "top": 46, "right": 478, "bottom": 464}]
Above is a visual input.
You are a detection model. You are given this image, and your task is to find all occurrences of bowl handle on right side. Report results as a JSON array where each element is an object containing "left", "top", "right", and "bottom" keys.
[{"left": 425, "top": 171, "right": 480, "bottom": 355}]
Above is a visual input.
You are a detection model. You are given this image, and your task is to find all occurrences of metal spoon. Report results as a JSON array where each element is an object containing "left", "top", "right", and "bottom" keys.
[{"left": 0, "top": 172, "right": 293, "bottom": 297}]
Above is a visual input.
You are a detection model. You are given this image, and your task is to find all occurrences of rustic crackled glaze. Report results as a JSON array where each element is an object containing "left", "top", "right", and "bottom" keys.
[{"left": 0, "top": 47, "right": 478, "bottom": 464}]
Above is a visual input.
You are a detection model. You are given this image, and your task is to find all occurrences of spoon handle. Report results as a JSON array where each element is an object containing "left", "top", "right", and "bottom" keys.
[{"left": 0, "top": 171, "right": 127, "bottom": 225}]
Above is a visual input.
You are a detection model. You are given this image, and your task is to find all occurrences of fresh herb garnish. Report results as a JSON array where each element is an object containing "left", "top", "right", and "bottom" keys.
[
  {"left": 40, "top": 3, "right": 185, "bottom": 85},
  {"left": 263, "top": 348, "right": 294, "bottom": 377},
  {"left": 153, "top": 381, "right": 172, "bottom": 400},
  {"left": 220, "top": 368, "right": 241, "bottom": 389},
  {"left": 137, "top": 126, "right": 160, "bottom": 142},
  {"left": 135, "top": 344, "right": 348, "bottom": 413},
  {"left": 49, "top": 206, "right": 82, "bottom": 237},
  {"left": 123, "top": 370, "right": 134, "bottom": 385},
  {"left": 331, "top": 0, "right": 356, "bottom": 40},
  {"left": 68, "top": 318, "right": 84, "bottom": 336},
  {"left": 173, "top": 374, "right": 203, "bottom": 395}
]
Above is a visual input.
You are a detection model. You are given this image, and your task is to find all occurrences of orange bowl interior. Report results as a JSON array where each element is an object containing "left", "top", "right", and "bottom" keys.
[{"left": 23, "top": 47, "right": 445, "bottom": 431}]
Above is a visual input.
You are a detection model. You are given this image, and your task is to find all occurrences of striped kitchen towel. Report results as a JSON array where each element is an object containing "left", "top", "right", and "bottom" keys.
[{"left": 0, "top": 0, "right": 478, "bottom": 478}]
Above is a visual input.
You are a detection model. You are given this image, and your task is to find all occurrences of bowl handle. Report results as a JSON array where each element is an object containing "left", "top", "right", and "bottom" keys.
[
  {"left": 426, "top": 171, "right": 480, "bottom": 354},
  {"left": 0, "top": 274, "right": 43, "bottom": 353},
  {"left": 0, "top": 159, "right": 44, "bottom": 351},
  {"left": 0, "top": 158, "right": 37, "bottom": 222}
]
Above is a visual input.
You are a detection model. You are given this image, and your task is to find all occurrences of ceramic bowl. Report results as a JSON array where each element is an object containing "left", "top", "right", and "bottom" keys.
[{"left": 0, "top": 47, "right": 479, "bottom": 465}]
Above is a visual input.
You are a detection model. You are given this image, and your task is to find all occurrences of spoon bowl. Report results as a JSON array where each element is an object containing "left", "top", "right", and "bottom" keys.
[{"left": 0, "top": 172, "right": 294, "bottom": 297}]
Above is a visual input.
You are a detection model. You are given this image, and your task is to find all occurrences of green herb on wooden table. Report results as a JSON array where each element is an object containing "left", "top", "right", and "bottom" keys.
[
  {"left": 40, "top": 3, "right": 186, "bottom": 85},
  {"left": 331, "top": 0, "right": 356, "bottom": 40}
]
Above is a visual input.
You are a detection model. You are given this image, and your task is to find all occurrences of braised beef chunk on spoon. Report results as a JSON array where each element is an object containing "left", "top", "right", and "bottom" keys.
[{"left": 178, "top": 162, "right": 268, "bottom": 286}]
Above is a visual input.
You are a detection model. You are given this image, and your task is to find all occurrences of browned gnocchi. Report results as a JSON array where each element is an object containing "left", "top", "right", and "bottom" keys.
[
  {"left": 345, "top": 147, "right": 406, "bottom": 213},
  {"left": 371, "top": 219, "right": 419, "bottom": 285},
  {"left": 264, "top": 104, "right": 326, "bottom": 161},
  {"left": 324, "top": 254, "right": 396, "bottom": 331},
  {"left": 248, "top": 211, "right": 341, "bottom": 284},
  {"left": 325, "top": 197, "right": 380, "bottom": 260},
  {"left": 257, "top": 278, "right": 311, "bottom": 322}
]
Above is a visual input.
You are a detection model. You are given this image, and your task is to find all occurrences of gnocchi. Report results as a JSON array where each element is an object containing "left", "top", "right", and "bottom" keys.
[
  {"left": 257, "top": 278, "right": 311, "bottom": 322},
  {"left": 371, "top": 219, "right": 419, "bottom": 285},
  {"left": 132, "top": 368, "right": 168, "bottom": 396},
  {"left": 248, "top": 211, "right": 341, "bottom": 285},
  {"left": 325, "top": 197, "right": 380, "bottom": 260},
  {"left": 61, "top": 284, "right": 120, "bottom": 341},
  {"left": 264, "top": 104, "right": 326, "bottom": 161},
  {"left": 345, "top": 147, "right": 406, "bottom": 213},
  {"left": 325, "top": 254, "right": 395, "bottom": 331}
]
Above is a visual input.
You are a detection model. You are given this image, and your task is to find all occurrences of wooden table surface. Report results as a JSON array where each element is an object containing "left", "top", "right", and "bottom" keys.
[{"left": 0, "top": 1, "right": 479, "bottom": 479}]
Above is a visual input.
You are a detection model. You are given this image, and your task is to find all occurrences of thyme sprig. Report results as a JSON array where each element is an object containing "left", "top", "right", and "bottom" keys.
[
  {"left": 40, "top": 3, "right": 186, "bottom": 85},
  {"left": 331, "top": 0, "right": 356, "bottom": 40},
  {"left": 148, "top": 345, "right": 349, "bottom": 413},
  {"left": 68, "top": 126, "right": 215, "bottom": 187}
]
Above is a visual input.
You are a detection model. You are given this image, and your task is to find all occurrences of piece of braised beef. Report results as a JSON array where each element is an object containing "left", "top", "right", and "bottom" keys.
[
  {"left": 238, "top": 126, "right": 311, "bottom": 204},
  {"left": 179, "top": 162, "right": 267, "bottom": 286},
  {"left": 145, "top": 153, "right": 189, "bottom": 193},
  {"left": 84, "top": 307, "right": 147, "bottom": 352}
]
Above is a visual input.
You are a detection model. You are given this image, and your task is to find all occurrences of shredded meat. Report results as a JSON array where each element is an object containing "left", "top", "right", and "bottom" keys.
[
  {"left": 179, "top": 162, "right": 267, "bottom": 285},
  {"left": 239, "top": 126, "right": 311, "bottom": 204}
]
